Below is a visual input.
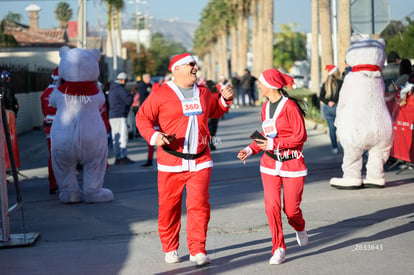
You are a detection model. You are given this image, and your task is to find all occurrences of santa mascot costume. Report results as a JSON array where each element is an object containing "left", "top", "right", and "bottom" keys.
[
  {"left": 330, "top": 35, "right": 393, "bottom": 189},
  {"left": 50, "top": 46, "right": 113, "bottom": 203}
]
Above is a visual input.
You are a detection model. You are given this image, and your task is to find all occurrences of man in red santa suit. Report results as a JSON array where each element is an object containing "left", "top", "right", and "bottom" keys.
[
  {"left": 136, "top": 53, "right": 233, "bottom": 266},
  {"left": 238, "top": 68, "right": 308, "bottom": 265},
  {"left": 40, "top": 67, "right": 59, "bottom": 194}
]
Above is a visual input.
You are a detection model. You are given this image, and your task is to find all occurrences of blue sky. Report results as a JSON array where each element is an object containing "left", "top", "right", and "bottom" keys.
[{"left": 0, "top": 0, "right": 413, "bottom": 33}]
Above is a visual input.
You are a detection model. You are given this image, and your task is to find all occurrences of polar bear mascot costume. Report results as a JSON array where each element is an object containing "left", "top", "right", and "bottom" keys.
[
  {"left": 50, "top": 46, "right": 113, "bottom": 203},
  {"left": 330, "top": 35, "right": 393, "bottom": 189}
]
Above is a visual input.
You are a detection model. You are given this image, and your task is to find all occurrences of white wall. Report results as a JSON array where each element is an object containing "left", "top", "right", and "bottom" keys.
[
  {"left": 15, "top": 91, "right": 44, "bottom": 134},
  {"left": 0, "top": 48, "right": 60, "bottom": 71}
]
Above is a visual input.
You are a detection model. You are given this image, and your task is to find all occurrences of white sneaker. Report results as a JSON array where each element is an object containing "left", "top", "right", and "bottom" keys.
[
  {"left": 165, "top": 250, "right": 181, "bottom": 264},
  {"left": 189, "top": 253, "right": 211, "bottom": 266},
  {"left": 269, "top": 248, "right": 285, "bottom": 265},
  {"left": 296, "top": 230, "right": 308, "bottom": 246}
]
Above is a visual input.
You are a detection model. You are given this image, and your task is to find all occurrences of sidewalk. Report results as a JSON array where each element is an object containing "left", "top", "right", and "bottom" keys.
[{"left": 1, "top": 106, "right": 413, "bottom": 275}]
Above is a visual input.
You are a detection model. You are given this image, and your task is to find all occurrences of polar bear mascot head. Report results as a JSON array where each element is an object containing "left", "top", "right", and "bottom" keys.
[{"left": 59, "top": 46, "right": 101, "bottom": 82}]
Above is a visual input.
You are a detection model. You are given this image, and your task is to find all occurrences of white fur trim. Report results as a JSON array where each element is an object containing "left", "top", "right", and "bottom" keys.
[
  {"left": 157, "top": 160, "right": 213, "bottom": 172},
  {"left": 245, "top": 146, "right": 253, "bottom": 157},
  {"left": 266, "top": 138, "right": 274, "bottom": 150},
  {"left": 220, "top": 96, "right": 229, "bottom": 107},
  {"left": 171, "top": 55, "right": 196, "bottom": 72},
  {"left": 328, "top": 66, "right": 338, "bottom": 75},
  {"left": 150, "top": 132, "right": 161, "bottom": 146},
  {"left": 260, "top": 165, "right": 308, "bottom": 177},
  {"left": 259, "top": 73, "right": 279, "bottom": 89}
]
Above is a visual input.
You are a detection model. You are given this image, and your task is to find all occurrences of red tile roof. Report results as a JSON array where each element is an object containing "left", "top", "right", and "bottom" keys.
[{"left": 2, "top": 20, "right": 68, "bottom": 47}]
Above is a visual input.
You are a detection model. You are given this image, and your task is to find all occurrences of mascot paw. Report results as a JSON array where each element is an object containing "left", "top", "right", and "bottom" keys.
[
  {"left": 363, "top": 178, "right": 385, "bottom": 188},
  {"left": 330, "top": 178, "right": 362, "bottom": 189},
  {"left": 59, "top": 191, "right": 82, "bottom": 204},
  {"left": 83, "top": 188, "right": 114, "bottom": 203}
]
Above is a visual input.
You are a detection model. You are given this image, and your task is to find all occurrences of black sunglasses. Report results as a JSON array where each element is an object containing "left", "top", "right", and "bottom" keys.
[{"left": 186, "top": 62, "right": 197, "bottom": 67}]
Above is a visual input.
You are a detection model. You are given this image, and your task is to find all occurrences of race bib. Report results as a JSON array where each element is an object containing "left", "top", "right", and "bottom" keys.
[
  {"left": 262, "top": 119, "right": 277, "bottom": 138},
  {"left": 181, "top": 98, "right": 203, "bottom": 116}
]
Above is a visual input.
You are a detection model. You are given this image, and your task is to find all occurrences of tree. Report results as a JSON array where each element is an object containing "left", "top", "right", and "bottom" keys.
[
  {"left": 310, "top": 0, "right": 320, "bottom": 93},
  {"left": 4, "top": 12, "right": 22, "bottom": 23},
  {"left": 149, "top": 32, "right": 187, "bottom": 76},
  {"left": 382, "top": 18, "right": 414, "bottom": 59},
  {"left": 273, "top": 24, "right": 307, "bottom": 72},
  {"left": 338, "top": 0, "right": 351, "bottom": 73},
  {"left": 319, "top": 0, "right": 334, "bottom": 81},
  {"left": 55, "top": 2, "right": 73, "bottom": 29}
]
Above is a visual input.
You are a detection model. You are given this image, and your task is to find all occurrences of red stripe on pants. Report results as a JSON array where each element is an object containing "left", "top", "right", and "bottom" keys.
[
  {"left": 261, "top": 173, "right": 305, "bottom": 253},
  {"left": 158, "top": 168, "right": 211, "bottom": 255}
]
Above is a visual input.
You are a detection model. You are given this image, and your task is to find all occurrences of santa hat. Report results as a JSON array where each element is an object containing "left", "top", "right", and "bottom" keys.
[
  {"left": 259, "top": 69, "right": 295, "bottom": 90},
  {"left": 51, "top": 67, "right": 59, "bottom": 80},
  {"left": 325, "top": 65, "right": 338, "bottom": 75},
  {"left": 168, "top": 53, "right": 196, "bottom": 72}
]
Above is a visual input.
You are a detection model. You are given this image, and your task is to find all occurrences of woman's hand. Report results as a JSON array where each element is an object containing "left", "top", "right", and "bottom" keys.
[
  {"left": 237, "top": 149, "right": 248, "bottom": 161},
  {"left": 255, "top": 139, "right": 268, "bottom": 150}
]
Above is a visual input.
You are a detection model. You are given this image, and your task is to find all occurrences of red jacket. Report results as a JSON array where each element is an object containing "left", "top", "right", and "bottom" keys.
[
  {"left": 137, "top": 81, "right": 231, "bottom": 172},
  {"left": 247, "top": 98, "right": 307, "bottom": 177},
  {"left": 40, "top": 84, "right": 57, "bottom": 137}
]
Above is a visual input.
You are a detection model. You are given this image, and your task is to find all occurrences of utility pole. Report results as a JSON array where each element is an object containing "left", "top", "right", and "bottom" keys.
[{"left": 77, "top": 0, "right": 87, "bottom": 48}]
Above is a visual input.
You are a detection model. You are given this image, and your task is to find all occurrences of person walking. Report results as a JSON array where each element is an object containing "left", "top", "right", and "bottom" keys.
[
  {"left": 237, "top": 68, "right": 308, "bottom": 265},
  {"left": 108, "top": 72, "right": 134, "bottom": 165},
  {"left": 319, "top": 65, "right": 343, "bottom": 154},
  {"left": 40, "top": 67, "right": 59, "bottom": 194},
  {"left": 136, "top": 53, "right": 233, "bottom": 266}
]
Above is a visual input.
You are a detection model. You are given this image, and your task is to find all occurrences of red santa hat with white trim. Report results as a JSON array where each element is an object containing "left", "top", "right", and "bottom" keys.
[
  {"left": 325, "top": 64, "right": 338, "bottom": 75},
  {"left": 258, "top": 69, "right": 295, "bottom": 90},
  {"left": 168, "top": 53, "right": 196, "bottom": 72}
]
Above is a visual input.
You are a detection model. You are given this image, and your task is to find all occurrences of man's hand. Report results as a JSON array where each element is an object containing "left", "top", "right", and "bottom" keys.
[
  {"left": 220, "top": 85, "right": 234, "bottom": 101},
  {"left": 155, "top": 133, "right": 171, "bottom": 146}
]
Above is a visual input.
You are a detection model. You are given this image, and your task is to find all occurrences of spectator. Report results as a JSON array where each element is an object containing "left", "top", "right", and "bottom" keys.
[
  {"left": 231, "top": 72, "right": 241, "bottom": 108},
  {"left": 382, "top": 51, "right": 400, "bottom": 114},
  {"left": 1, "top": 70, "right": 20, "bottom": 170},
  {"left": 240, "top": 68, "right": 255, "bottom": 106},
  {"left": 319, "top": 65, "right": 343, "bottom": 154},
  {"left": 108, "top": 72, "right": 134, "bottom": 165}
]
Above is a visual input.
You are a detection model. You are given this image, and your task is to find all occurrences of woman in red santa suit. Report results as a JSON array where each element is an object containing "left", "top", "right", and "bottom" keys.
[
  {"left": 237, "top": 68, "right": 308, "bottom": 265},
  {"left": 136, "top": 53, "right": 233, "bottom": 266}
]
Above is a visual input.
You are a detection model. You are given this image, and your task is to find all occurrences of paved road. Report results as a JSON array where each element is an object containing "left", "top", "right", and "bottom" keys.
[{"left": 1, "top": 106, "right": 413, "bottom": 275}]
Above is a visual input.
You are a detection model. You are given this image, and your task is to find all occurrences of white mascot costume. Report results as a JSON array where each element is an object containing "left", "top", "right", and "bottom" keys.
[
  {"left": 330, "top": 35, "right": 393, "bottom": 189},
  {"left": 50, "top": 46, "right": 113, "bottom": 203}
]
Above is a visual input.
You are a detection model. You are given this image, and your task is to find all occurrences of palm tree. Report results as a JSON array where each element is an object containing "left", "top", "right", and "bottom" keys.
[
  {"left": 55, "top": 2, "right": 73, "bottom": 29},
  {"left": 338, "top": 0, "right": 351, "bottom": 73},
  {"left": 310, "top": 0, "right": 320, "bottom": 93},
  {"left": 103, "top": 0, "right": 124, "bottom": 79},
  {"left": 237, "top": 0, "right": 250, "bottom": 75},
  {"left": 262, "top": 0, "right": 274, "bottom": 72},
  {"left": 319, "top": 0, "right": 333, "bottom": 81}
]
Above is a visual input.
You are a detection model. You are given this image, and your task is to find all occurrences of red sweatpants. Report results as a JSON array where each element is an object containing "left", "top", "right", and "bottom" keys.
[
  {"left": 261, "top": 173, "right": 305, "bottom": 254},
  {"left": 46, "top": 138, "right": 57, "bottom": 191},
  {"left": 157, "top": 168, "right": 211, "bottom": 255}
]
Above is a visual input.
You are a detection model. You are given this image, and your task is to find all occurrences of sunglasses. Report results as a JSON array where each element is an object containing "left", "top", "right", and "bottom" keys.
[{"left": 186, "top": 62, "right": 197, "bottom": 67}]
